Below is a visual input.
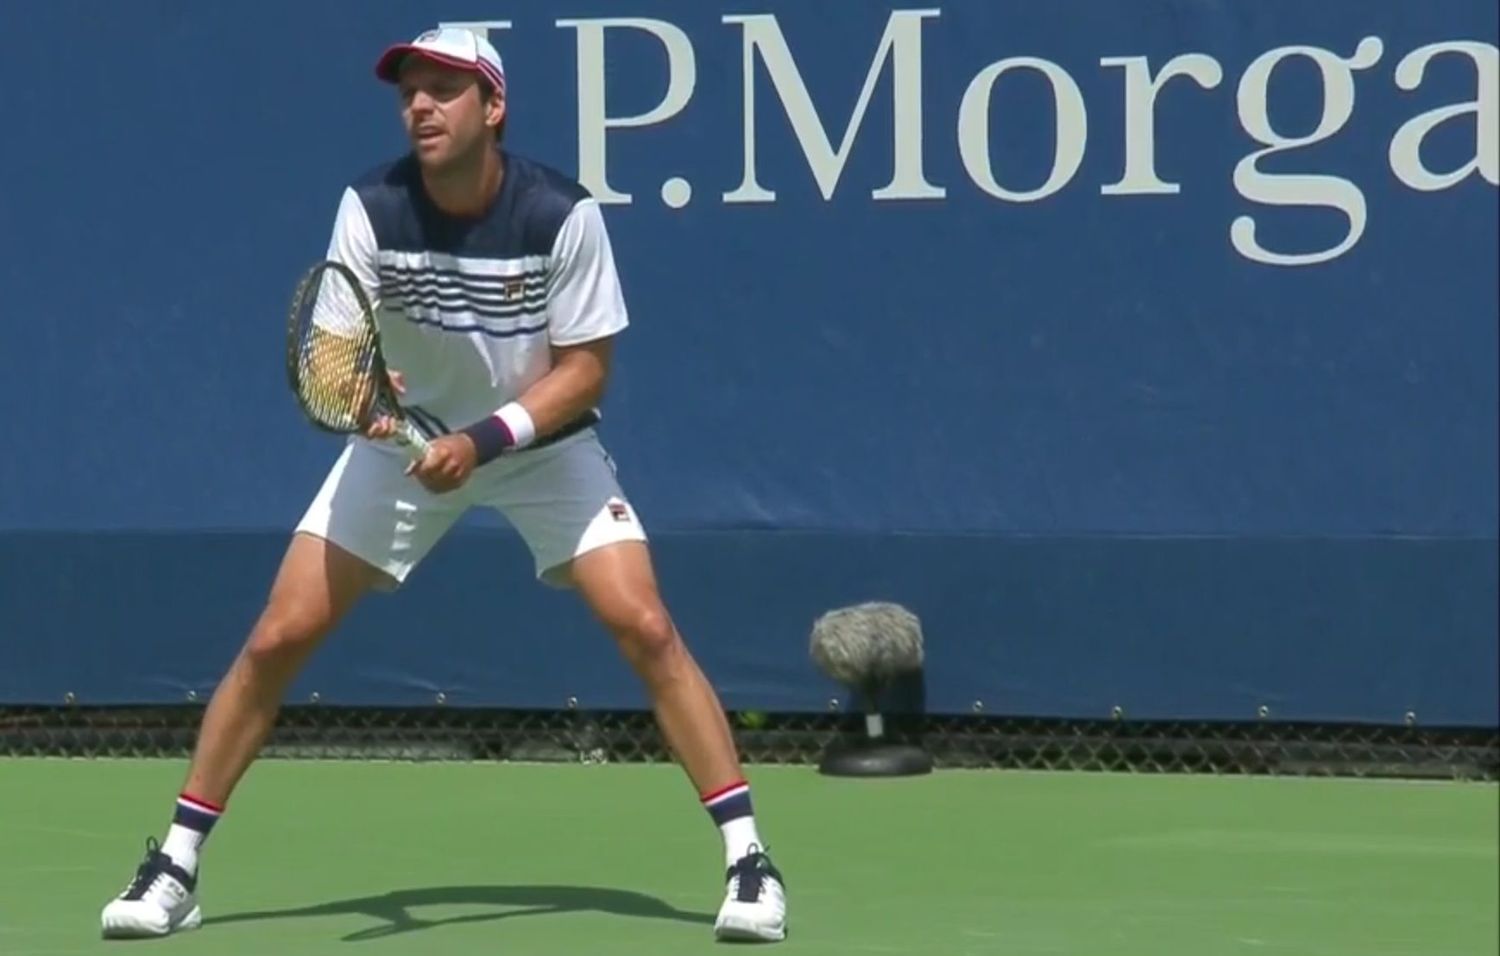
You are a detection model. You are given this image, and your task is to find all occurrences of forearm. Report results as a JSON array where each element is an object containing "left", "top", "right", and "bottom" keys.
[
  {"left": 513, "top": 354, "right": 606, "bottom": 438},
  {"left": 460, "top": 340, "right": 610, "bottom": 463}
]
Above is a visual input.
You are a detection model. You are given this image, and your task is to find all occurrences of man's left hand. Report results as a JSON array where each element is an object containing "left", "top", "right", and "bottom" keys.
[{"left": 406, "top": 434, "right": 479, "bottom": 494}]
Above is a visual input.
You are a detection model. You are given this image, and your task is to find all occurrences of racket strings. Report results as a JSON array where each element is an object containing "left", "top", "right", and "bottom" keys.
[
  {"left": 298, "top": 331, "right": 377, "bottom": 428},
  {"left": 290, "top": 267, "right": 383, "bottom": 432}
]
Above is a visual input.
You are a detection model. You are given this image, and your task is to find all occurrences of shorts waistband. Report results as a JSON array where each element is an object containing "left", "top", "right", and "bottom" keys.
[{"left": 529, "top": 410, "right": 600, "bottom": 450}]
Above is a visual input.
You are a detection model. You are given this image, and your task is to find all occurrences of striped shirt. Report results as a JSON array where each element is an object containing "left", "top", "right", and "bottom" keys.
[{"left": 322, "top": 148, "right": 628, "bottom": 437}]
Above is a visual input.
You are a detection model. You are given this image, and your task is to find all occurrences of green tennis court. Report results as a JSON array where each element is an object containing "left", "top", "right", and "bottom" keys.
[{"left": 3, "top": 759, "right": 1495, "bottom": 955}]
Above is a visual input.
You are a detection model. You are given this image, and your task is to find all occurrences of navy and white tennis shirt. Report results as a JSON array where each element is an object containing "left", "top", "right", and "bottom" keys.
[{"left": 321, "top": 147, "right": 629, "bottom": 437}]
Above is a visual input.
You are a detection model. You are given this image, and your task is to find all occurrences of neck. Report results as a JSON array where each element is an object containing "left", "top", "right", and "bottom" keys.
[{"left": 422, "top": 144, "right": 504, "bottom": 218}]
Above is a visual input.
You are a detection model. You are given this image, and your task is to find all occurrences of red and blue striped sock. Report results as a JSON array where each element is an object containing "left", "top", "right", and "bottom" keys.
[{"left": 702, "top": 780, "right": 763, "bottom": 867}]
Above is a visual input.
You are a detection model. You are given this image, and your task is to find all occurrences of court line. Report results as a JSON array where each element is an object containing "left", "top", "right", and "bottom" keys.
[{"left": 3, "top": 824, "right": 118, "bottom": 841}]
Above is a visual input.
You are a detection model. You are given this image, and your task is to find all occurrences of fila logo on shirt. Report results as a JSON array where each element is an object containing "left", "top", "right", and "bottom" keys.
[{"left": 440, "top": 13, "right": 1496, "bottom": 269}]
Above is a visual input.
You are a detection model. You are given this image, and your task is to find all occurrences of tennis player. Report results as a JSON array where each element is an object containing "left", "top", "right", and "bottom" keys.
[{"left": 100, "top": 26, "right": 787, "bottom": 944}]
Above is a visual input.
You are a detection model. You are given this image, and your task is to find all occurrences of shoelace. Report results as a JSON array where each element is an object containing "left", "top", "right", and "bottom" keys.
[
  {"left": 122, "top": 838, "right": 172, "bottom": 900},
  {"left": 728, "top": 845, "right": 784, "bottom": 904}
]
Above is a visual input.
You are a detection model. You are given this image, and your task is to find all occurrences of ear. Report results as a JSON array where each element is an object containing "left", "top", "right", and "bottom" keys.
[{"left": 486, "top": 89, "right": 506, "bottom": 134}]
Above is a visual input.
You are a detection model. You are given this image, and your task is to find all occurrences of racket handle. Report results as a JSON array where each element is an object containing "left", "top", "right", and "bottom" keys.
[{"left": 391, "top": 418, "right": 432, "bottom": 462}]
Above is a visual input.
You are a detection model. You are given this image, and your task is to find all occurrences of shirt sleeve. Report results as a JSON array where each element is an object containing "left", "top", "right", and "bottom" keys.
[
  {"left": 313, "top": 188, "right": 381, "bottom": 336},
  {"left": 546, "top": 199, "right": 630, "bottom": 346}
]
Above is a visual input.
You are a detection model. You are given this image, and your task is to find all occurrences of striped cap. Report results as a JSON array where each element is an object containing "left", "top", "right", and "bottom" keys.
[{"left": 374, "top": 27, "right": 506, "bottom": 95}]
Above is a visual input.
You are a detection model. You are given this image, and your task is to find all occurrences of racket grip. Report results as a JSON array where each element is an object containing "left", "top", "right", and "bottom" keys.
[{"left": 391, "top": 418, "right": 432, "bottom": 461}]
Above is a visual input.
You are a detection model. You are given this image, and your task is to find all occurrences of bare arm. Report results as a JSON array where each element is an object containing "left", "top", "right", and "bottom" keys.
[
  {"left": 453, "top": 335, "right": 611, "bottom": 461},
  {"left": 515, "top": 336, "right": 614, "bottom": 438}
]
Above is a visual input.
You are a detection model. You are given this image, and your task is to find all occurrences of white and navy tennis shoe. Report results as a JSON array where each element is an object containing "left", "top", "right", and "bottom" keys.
[
  {"left": 100, "top": 838, "right": 202, "bottom": 939},
  {"left": 714, "top": 845, "right": 787, "bottom": 942}
]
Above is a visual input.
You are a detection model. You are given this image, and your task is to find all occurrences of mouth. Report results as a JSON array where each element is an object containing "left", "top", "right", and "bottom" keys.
[{"left": 414, "top": 126, "right": 445, "bottom": 145}]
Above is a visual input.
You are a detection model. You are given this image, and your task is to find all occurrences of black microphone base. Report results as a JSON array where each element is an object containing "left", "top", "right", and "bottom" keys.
[{"left": 818, "top": 740, "right": 933, "bottom": 777}]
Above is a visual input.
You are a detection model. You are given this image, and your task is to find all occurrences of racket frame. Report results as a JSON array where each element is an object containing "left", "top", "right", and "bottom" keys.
[{"left": 285, "top": 259, "right": 432, "bottom": 462}]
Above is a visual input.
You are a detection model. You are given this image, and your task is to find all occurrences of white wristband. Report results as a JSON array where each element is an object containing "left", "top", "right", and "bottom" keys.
[{"left": 496, "top": 401, "right": 536, "bottom": 449}]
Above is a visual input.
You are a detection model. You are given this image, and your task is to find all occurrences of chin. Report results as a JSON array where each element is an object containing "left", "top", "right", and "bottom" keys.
[
  {"left": 413, "top": 145, "right": 454, "bottom": 169},
  {"left": 419, "top": 138, "right": 481, "bottom": 169}
]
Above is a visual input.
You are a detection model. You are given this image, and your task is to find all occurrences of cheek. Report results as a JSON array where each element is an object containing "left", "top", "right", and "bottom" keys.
[
  {"left": 455, "top": 96, "right": 490, "bottom": 129},
  {"left": 454, "top": 103, "right": 482, "bottom": 134}
]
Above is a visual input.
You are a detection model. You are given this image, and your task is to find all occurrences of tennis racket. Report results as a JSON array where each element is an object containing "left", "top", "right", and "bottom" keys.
[{"left": 284, "top": 259, "right": 431, "bottom": 461}]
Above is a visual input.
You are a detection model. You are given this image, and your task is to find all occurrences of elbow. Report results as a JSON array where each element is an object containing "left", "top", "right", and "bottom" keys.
[
  {"left": 575, "top": 355, "right": 611, "bottom": 407},
  {"left": 582, "top": 373, "right": 608, "bottom": 410}
]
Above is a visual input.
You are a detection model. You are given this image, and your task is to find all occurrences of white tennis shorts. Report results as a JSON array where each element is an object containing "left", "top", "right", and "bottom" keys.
[{"left": 295, "top": 427, "right": 647, "bottom": 589}]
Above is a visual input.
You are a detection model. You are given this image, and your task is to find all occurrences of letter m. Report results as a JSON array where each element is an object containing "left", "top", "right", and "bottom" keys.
[{"left": 724, "top": 10, "right": 943, "bottom": 202}]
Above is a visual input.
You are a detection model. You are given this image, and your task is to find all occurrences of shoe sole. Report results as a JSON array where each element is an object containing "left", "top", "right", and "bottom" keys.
[
  {"left": 714, "top": 913, "right": 787, "bottom": 943},
  {"left": 101, "top": 905, "right": 203, "bottom": 940}
]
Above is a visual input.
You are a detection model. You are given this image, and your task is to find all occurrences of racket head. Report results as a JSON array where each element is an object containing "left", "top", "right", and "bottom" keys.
[{"left": 285, "top": 260, "right": 398, "bottom": 435}]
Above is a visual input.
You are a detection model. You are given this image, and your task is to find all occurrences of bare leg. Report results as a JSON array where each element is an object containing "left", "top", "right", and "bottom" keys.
[
  {"left": 183, "top": 532, "right": 387, "bottom": 803},
  {"left": 564, "top": 540, "right": 742, "bottom": 794},
  {"left": 564, "top": 540, "right": 789, "bottom": 942},
  {"left": 101, "top": 532, "right": 389, "bottom": 939}
]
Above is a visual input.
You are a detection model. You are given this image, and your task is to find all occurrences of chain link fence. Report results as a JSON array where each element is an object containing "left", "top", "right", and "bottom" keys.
[{"left": 2, "top": 705, "right": 1494, "bottom": 780}]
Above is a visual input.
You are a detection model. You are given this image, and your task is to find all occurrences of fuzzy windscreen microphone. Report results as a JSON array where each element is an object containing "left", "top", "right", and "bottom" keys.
[{"left": 810, "top": 602, "right": 924, "bottom": 739}]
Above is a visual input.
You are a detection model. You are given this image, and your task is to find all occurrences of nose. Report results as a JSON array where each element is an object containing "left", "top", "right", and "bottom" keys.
[{"left": 406, "top": 89, "right": 437, "bottom": 113}]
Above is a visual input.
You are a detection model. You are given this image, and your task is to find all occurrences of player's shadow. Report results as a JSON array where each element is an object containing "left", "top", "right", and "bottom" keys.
[{"left": 205, "top": 884, "right": 715, "bottom": 942}]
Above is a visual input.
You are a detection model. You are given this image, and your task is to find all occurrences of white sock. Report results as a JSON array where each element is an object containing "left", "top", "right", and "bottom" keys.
[
  {"left": 161, "top": 823, "right": 206, "bottom": 873},
  {"left": 721, "top": 816, "right": 763, "bottom": 868},
  {"left": 163, "top": 793, "right": 222, "bottom": 874}
]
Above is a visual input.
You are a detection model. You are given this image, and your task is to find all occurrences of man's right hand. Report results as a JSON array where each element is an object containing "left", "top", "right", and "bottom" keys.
[{"left": 363, "top": 370, "right": 407, "bottom": 440}]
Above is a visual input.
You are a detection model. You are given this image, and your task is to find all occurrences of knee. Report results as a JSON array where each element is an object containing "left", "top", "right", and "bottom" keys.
[
  {"left": 243, "top": 606, "right": 327, "bottom": 672},
  {"left": 609, "top": 604, "right": 681, "bottom": 668}
]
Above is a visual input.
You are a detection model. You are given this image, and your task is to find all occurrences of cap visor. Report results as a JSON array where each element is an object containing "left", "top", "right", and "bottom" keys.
[{"left": 374, "top": 45, "right": 485, "bottom": 83}]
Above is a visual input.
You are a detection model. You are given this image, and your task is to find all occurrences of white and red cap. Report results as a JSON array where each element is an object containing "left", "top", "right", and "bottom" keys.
[{"left": 374, "top": 27, "right": 506, "bottom": 95}]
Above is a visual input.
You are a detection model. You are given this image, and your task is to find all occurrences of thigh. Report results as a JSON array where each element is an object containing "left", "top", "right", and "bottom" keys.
[
  {"left": 566, "top": 539, "right": 667, "bottom": 632},
  {"left": 295, "top": 438, "right": 468, "bottom": 589},
  {"left": 481, "top": 431, "right": 648, "bottom": 587},
  {"left": 261, "top": 530, "right": 389, "bottom": 635}
]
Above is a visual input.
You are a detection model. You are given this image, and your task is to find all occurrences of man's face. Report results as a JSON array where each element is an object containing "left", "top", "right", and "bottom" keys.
[{"left": 397, "top": 57, "right": 502, "bottom": 169}]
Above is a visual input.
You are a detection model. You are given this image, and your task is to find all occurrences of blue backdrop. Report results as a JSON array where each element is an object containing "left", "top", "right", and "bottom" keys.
[{"left": 1, "top": 1, "right": 1495, "bottom": 725}]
